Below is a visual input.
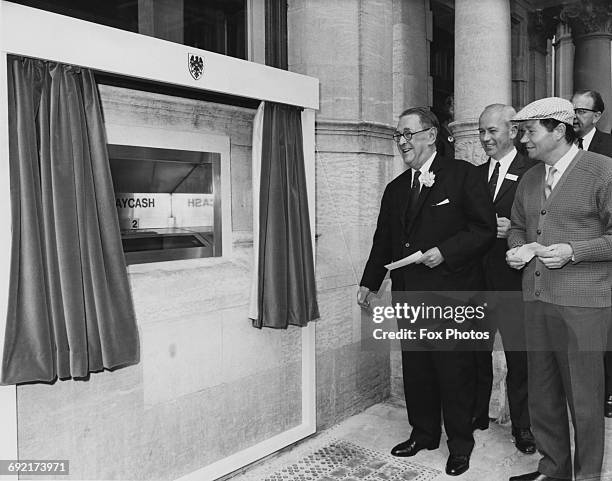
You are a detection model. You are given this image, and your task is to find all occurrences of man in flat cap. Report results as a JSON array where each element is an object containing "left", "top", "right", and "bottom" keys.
[{"left": 506, "top": 97, "right": 612, "bottom": 481}]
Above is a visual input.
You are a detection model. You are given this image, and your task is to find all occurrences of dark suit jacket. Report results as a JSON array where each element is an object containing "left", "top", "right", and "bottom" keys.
[
  {"left": 588, "top": 129, "right": 612, "bottom": 158},
  {"left": 361, "top": 153, "right": 496, "bottom": 293},
  {"left": 479, "top": 153, "right": 537, "bottom": 291}
]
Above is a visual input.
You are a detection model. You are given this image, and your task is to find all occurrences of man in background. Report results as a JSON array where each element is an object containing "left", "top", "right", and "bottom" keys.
[
  {"left": 571, "top": 89, "right": 612, "bottom": 157},
  {"left": 475, "top": 104, "right": 536, "bottom": 454}
]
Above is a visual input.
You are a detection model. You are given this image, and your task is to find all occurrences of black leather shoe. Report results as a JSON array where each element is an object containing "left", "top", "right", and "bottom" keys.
[
  {"left": 605, "top": 394, "right": 612, "bottom": 418},
  {"left": 513, "top": 428, "right": 536, "bottom": 454},
  {"left": 445, "top": 454, "right": 469, "bottom": 476},
  {"left": 509, "top": 471, "right": 565, "bottom": 480},
  {"left": 390, "top": 439, "right": 436, "bottom": 457},
  {"left": 472, "top": 416, "right": 489, "bottom": 431}
]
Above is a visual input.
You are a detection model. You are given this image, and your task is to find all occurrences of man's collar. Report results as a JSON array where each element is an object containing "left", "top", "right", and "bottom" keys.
[
  {"left": 414, "top": 151, "right": 437, "bottom": 175},
  {"left": 582, "top": 126, "right": 596, "bottom": 143},
  {"left": 491, "top": 147, "right": 517, "bottom": 168},
  {"left": 547, "top": 144, "right": 579, "bottom": 176}
]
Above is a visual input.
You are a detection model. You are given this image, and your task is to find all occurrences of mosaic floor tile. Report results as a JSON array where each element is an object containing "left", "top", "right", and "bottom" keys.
[{"left": 262, "top": 440, "right": 440, "bottom": 481}]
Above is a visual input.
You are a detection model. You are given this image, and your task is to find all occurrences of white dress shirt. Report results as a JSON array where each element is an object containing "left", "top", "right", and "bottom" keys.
[
  {"left": 411, "top": 151, "right": 437, "bottom": 191},
  {"left": 487, "top": 147, "right": 517, "bottom": 201},
  {"left": 545, "top": 144, "right": 579, "bottom": 191},
  {"left": 578, "top": 126, "right": 596, "bottom": 151}
]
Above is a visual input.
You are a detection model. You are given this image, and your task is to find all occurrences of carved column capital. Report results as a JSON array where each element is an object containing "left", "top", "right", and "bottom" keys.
[
  {"left": 560, "top": 0, "right": 612, "bottom": 38},
  {"left": 448, "top": 119, "right": 487, "bottom": 166},
  {"left": 528, "top": 9, "right": 559, "bottom": 54}
]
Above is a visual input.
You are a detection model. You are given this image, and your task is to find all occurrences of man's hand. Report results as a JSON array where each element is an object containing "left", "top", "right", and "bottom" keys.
[
  {"left": 415, "top": 247, "right": 444, "bottom": 268},
  {"left": 496, "top": 216, "right": 511, "bottom": 239},
  {"left": 506, "top": 246, "right": 526, "bottom": 270},
  {"left": 357, "top": 286, "right": 372, "bottom": 311},
  {"left": 536, "top": 243, "right": 573, "bottom": 269}
]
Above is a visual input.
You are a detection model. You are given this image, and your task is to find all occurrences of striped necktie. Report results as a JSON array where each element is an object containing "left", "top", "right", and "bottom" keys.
[{"left": 544, "top": 167, "right": 557, "bottom": 199}]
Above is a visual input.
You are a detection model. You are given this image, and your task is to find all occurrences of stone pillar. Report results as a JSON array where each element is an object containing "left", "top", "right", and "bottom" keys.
[
  {"left": 287, "top": 0, "right": 395, "bottom": 427},
  {"left": 562, "top": 0, "right": 612, "bottom": 132},
  {"left": 392, "top": 0, "right": 431, "bottom": 175},
  {"left": 452, "top": 0, "right": 512, "bottom": 165},
  {"left": 393, "top": 0, "right": 430, "bottom": 119},
  {"left": 553, "top": 22, "right": 574, "bottom": 99}
]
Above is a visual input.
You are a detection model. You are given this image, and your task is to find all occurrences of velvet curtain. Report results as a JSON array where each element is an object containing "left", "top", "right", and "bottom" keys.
[
  {"left": 252, "top": 102, "right": 319, "bottom": 329},
  {"left": 1, "top": 56, "right": 139, "bottom": 384}
]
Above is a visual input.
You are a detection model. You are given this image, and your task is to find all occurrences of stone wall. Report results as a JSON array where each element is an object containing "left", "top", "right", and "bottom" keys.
[
  {"left": 16, "top": 68, "right": 393, "bottom": 476},
  {"left": 289, "top": 0, "right": 395, "bottom": 428},
  {"left": 15, "top": 86, "right": 303, "bottom": 481}
]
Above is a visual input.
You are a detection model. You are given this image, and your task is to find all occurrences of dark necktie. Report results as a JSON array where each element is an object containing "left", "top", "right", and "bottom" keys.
[
  {"left": 488, "top": 160, "right": 500, "bottom": 199},
  {"left": 577, "top": 138, "right": 584, "bottom": 149},
  {"left": 410, "top": 170, "right": 421, "bottom": 209}
]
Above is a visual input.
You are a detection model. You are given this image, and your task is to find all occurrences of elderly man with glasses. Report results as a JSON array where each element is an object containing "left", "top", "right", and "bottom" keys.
[{"left": 358, "top": 107, "right": 495, "bottom": 476}]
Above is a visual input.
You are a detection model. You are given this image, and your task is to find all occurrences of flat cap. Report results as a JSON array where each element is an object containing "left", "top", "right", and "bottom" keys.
[{"left": 512, "top": 97, "right": 574, "bottom": 124}]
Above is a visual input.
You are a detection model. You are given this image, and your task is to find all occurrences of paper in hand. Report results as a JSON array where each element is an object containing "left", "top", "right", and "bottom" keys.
[
  {"left": 385, "top": 251, "right": 423, "bottom": 270},
  {"left": 515, "top": 242, "right": 544, "bottom": 263}
]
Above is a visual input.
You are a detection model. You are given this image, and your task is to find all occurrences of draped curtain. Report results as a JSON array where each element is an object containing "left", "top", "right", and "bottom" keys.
[
  {"left": 250, "top": 102, "right": 319, "bottom": 329},
  {"left": 1, "top": 55, "right": 139, "bottom": 384}
]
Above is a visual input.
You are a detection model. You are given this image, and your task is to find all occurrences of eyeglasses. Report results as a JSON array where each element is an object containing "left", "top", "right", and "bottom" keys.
[
  {"left": 574, "top": 108, "right": 600, "bottom": 115},
  {"left": 392, "top": 127, "right": 431, "bottom": 143}
]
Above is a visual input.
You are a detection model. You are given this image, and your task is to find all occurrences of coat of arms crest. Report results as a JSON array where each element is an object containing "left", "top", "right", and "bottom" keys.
[{"left": 188, "top": 54, "right": 204, "bottom": 80}]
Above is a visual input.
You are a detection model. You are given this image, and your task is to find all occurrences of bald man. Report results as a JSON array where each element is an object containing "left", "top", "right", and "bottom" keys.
[{"left": 475, "top": 104, "right": 537, "bottom": 454}]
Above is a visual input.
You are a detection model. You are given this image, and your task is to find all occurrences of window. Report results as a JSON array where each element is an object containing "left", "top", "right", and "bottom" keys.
[
  {"left": 108, "top": 145, "right": 222, "bottom": 264},
  {"left": 10, "top": 0, "right": 248, "bottom": 59}
]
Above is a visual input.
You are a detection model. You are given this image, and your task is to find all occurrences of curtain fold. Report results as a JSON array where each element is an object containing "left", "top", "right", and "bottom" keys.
[
  {"left": 1, "top": 56, "right": 139, "bottom": 385},
  {"left": 248, "top": 102, "right": 265, "bottom": 321},
  {"left": 252, "top": 102, "right": 319, "bottom": 329}
]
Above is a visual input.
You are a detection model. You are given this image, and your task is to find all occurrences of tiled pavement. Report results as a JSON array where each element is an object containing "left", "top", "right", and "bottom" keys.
[{"left": 228, "top": 401, "right": 612, "bottom": 481}]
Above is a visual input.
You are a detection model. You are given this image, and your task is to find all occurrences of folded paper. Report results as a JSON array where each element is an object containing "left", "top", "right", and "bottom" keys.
[
  {"left": 385, "top": 251, "right": 423, "bottom": 270},
  {"left": 515, "top": 242, "right": 544, "bottom": 263}
]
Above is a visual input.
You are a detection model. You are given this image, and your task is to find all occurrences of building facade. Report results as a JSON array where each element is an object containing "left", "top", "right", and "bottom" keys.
[{"left": 0, "top": 0, "right": 610, "bottom": 479}]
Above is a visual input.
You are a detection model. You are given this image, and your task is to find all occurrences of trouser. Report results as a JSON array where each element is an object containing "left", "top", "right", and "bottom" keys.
[
  {"left": 525, "top": 301, "right": 609, "bottom": 481},
  {"left": 401, "top": 349, "right": 475, "bottom": 456},
  {"left": 473, "top": 293, "right": 530, "bottom": 430}
]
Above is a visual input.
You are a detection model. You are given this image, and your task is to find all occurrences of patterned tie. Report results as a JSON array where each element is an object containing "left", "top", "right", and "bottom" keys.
[
  {"left": 544, "top": 167, "right": 557, "bottom": 199},
  {"left": 410, "top": 170, "right": 421, "bottom": 209},
  {"left": 577, "top": 138, "right": 584, "bottom": 149},
  {"left": 488, "top": 160, "right": 500, "bottom": 200}
]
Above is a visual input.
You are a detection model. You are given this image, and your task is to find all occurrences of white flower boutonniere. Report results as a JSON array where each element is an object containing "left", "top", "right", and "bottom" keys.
[{"left": 420, "top": 171, "right": 435, "bottom": 188}]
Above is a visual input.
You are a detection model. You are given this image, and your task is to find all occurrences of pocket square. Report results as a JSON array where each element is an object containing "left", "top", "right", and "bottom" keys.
[{"left": 433, "top": 198, "right": 450, "bottom": 206}]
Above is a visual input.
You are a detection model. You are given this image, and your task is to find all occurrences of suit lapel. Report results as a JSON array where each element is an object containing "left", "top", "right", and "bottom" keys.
[
  {"left": 398, "top": 169, "right": 414, "bottom": 230},
  {"left": 405, "top": 153, "right": 446, "bottom": 235},
  {"left": 494, "top": 153, "right": 525, "bottom": 204},
  {"left": 589, "top": 129, "right": 602, "bottom": 153}
]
